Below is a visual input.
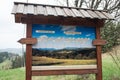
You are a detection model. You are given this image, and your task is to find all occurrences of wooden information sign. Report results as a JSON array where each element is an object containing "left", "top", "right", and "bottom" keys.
[
  {"left": 31, "top": 24, "right": 97, "bottom": 74},
  {"left": 12, "top": 2, "right": 114, "bottom": 80}
]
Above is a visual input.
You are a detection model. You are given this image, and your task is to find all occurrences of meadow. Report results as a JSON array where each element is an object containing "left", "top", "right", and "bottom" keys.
[
  {"left": 0, "top": 54, "right": 120, "bottom": 80},
  {"left": 32, "top": 56, "right": 96, "bottom": 66}
]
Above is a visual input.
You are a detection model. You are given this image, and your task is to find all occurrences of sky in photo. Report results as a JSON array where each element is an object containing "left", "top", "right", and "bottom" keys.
[{"left": 32, "top": 24, "right": 96, "bottom": 49}]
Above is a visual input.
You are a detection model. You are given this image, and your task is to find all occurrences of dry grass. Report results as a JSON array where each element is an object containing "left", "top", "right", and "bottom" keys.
[{"left": 32, "top": 56, "right": 96, "bottom": 65}]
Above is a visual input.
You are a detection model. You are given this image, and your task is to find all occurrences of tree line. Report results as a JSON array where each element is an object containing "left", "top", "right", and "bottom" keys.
[
  {"left": 0, "top": 52, "right": 25, "bottom": 70},
  {"left": 32, "top": 48, "right": 96, "bottom": 60}
]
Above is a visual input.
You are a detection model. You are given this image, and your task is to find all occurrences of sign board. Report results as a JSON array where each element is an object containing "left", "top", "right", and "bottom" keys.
[
  {"left": 12, "top": 2, "right": 113, "bottom": 80},
  {"left": 32, "top": 24, "right": 97, "bottom": 70}
]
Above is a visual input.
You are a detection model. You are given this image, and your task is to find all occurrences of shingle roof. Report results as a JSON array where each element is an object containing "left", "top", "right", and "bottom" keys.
[{"left": 12, "top": 2, "right": 114, "bottom": 20}]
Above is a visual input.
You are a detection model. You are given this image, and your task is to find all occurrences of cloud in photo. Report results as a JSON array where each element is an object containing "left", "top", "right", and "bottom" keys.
[
  {"left": 62, "top": 26, "right": 76, "bottom": 31},
  {"left": 33, "top": 35, "right": 95, "bottom": 49}
]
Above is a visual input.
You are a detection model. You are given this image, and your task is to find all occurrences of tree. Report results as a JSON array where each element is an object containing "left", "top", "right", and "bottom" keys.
[
  {"left": 12, "top": 56, "right": 23, "bottom": 68},
  {"left": 101, "top": 21, "right": 120, "bottom": 52},
  {"left": 0, "top": 52, "right": 9, "bottom": 63}
]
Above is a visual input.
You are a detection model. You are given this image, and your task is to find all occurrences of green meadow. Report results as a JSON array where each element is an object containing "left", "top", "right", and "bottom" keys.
[{"left": 0, "top": 54, "right": 120, "bottom": 80}]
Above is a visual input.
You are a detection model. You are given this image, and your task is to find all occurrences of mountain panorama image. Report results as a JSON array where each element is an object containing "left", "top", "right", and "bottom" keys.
[{"left": 32, "top": 24, "right": 97, "bottom": 66}]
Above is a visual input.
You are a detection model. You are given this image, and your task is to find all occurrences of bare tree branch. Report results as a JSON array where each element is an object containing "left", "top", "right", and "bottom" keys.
[
  {"left": 90, "top": 0, "right": 95, "bottom": 9},
  {"left": 94, "top": 0, "right": 102, "bottom": 9},
  {"left": 79, "top": 0, "right": 84, "bottom": 7},
  {"left": 75, "top": 0, "right": 79, "bottom": 7},
  {"left": 66, "top": 0, "right": 69, "bottom": 7}
]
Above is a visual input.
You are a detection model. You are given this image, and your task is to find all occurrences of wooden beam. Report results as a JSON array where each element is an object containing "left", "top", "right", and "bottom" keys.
[
  {"left": 32, "top": 69, "right": 98, "bottom": 76},
  {"left": 93, "top": 39, "right": 106, "bottom": 45},
  {"left": 95, "top": 22, "right": 104, "bottom": 80},
  {"left": 15, "top": 14, "right": 23, "bottom": 23},
  {"left": 26, "top": 24, "right": 32, "bottom": 80},
  {"left": 18, "top": 38, "right": 37, "bottom": 44},
  {"left": 16, "top": 14, "right": 104, "bottom": 27}
]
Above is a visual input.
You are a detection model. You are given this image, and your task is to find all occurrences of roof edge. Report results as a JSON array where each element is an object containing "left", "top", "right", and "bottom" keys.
[{"left": 14, "top": 2, "right": 107, "bottom": 12}]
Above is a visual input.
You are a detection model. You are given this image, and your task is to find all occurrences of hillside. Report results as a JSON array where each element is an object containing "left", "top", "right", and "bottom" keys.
[
  {"left": 0, "top": 48, "right": 24, "bottom": 55},
  {"left": 0, "top": 52, "right": 19, "bottom": 63},
  {"left": 0, "top": 52, "right": 24, "bottom": 70}
]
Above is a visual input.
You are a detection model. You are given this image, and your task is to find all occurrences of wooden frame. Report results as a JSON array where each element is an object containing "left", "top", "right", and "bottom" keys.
[
  {"left": 12, "top": 2, "right": 114, "bottom": 80},
  {"left": 17, "top": 15, "right": 105, "bottom": 80}
]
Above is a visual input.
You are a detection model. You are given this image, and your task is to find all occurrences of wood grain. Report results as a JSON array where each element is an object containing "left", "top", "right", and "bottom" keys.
[
  {"left": 32, "top": 69, "right": 98, "bottom": 76},
  {"left": 93, "top": 39, "right": 106, "bottom": 45},
  {"left": 95, "top": 22, "right": 104, "bottom": 80},
  {"left": 26, "top": 24, "right": 32, "bottom": 80},
  {"left": 18, "top": 38, "right": 37, "bottom": 44}
]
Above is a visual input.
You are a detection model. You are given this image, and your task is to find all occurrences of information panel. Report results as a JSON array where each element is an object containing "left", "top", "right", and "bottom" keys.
[{"left": 32, "top": 24, "right": 97, "bottom": 70}]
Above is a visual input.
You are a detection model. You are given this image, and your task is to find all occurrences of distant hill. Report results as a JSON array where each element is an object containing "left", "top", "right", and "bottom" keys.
[
  {"left": 38, "top": 48, "right": 56, "bottom": 51},
  {"left": 0, "top": 48, "right": 25, "bottom": 55}
]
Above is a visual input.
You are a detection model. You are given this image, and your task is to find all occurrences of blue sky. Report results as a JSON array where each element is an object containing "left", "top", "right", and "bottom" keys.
[
  {"left": 32, "top": 24, "right": 96, "bottom": 49},
  {"left": 32, "top": 24, "right": 96, "bottom": 39}
]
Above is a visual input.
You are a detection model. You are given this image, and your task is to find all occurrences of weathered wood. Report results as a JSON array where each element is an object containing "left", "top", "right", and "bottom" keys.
[
  {"left": 37, "top": 6, "right": 46, "bottom": 15},
  {"left": 16, "top": 4, "right": 24, "bottom": 13},
  {"left": 11, "top": 4, "right": 17, "bottom": 14},
  {"left": 95, "top": 11, "right": 106, "bottom": 19},
  {"left": 26, "top": 24, "right": 32, "bottom": 80},
  {"left": 69, "top": 9, "right": 76, "bottom": 17},
  {"left": 19, "top": 15, "right": 103, "bottom": 26},
  {"left": 34, "top": 6, "right": 37, "bottom": 15},
  {"left": 55, "top": 7, "right": 66, "bottom": 16},
  {"left": 87, "top": 10, "right": 99, "bottom": 19},
  {"left": 14, "top": 2, "right": 107, "bottom": 12},
  {"left": 15, "top": 14, "right": 22, "bottom": 23},
  {"left": 32, "top": 69, "right": 98, "bottom": 76},
  {"left": 18, "top": 38, "right": 37, "bottom": 44},
  {"left": 95, "top": 23, "right": 104, "bottom": 80},
  {"left": 27, "top": 5, "right": 34, "bottom": 14},
  {"left": 46, "top": 6, "right": 56, "bottom": 16},
  {"left": 102, "top": 12, "right": 114, "bottom": 19},
  {"left": 93, "top": 39, "right": 106, "bottom": 45},
  {"left": 63, "top": 8, "right": 73, "bottom": 17},
  {"left": 79, "top": 10, "right": 92, "bottom": 18},
  {"left": 23, "top": 5, "right": 28, "bottom": 14},
  {"left": 32, "top": 65, "right": 97, "bottom": 70},
  {"left": 12, "top": 2, "right": 114, "bottom": 20},
  {"left": 71, "top": 9, "right": 84, "bottom": 18}
]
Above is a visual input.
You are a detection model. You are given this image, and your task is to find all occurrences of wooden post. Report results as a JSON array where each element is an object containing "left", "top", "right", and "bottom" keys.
[
  {"left": 96, "top": 26, "right": 102, "bottom": 80},
  {"left": 26, "top": 24, "right": 32, "bottom": 80}
]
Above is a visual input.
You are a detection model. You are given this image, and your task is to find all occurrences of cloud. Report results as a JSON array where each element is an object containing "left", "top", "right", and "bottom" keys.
[
  {"left": 39, "top": 35, "right": 48, "bottom": 38},
  {"left": 62, "top": 26, "right": 76, "bottom": 31},
  {"left": 36, "top": 30, "right": 55, "bottom": 34},
  {"left": 61, "top": 26, "right": 82, "bottom": 35},
  {"left": 64, "top": 31, "right": 81, "bottom": 35},
  {"left": 86, "top": 34, "right": 91, "bottom": 37}
]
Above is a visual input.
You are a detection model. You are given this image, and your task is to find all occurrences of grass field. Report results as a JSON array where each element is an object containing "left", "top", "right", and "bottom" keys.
[
  {"left": 0, "top": 68, "right": 25, "bottom": 80},
  {"left": 102, "top": 56, "right": 120, "bottom": 80},
  {"left": 0, "top": 54, "right": 120, "bottom": 80}
]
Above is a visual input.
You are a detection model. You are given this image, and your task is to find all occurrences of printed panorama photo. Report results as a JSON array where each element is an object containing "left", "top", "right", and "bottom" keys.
[{"left": 32, "top": 24, "right": 97, "bottom": 70}]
